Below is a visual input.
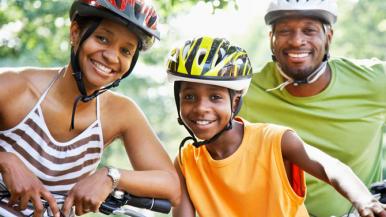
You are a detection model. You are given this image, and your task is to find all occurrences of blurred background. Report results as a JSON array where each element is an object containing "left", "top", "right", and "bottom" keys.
[{"left": 1, "top": 0, "right": 385, "bottom": 216}]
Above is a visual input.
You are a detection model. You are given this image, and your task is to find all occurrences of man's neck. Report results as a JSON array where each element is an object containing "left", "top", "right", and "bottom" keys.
[{"left": 284, "top": 65, "right": 332, "bottom": 97}]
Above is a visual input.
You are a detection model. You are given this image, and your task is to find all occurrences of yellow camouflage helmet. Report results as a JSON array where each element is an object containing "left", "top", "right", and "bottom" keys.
[{"left": 166, "top": 36, "right": 253, "bottom": 94}]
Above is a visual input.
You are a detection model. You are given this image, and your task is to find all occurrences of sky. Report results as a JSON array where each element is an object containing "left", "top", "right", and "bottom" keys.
[{"left": 168, "top": 0, "right": 269, "bottom": 39}]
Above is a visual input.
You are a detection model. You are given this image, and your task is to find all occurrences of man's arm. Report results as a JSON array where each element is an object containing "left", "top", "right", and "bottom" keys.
[{"left": 282, "top": 130, "right": 386, "bottom": 217}]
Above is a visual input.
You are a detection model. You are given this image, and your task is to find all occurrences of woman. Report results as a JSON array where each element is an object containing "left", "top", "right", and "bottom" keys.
[{"left": 0, "top": 1, "right": 180, "bottom": 216}]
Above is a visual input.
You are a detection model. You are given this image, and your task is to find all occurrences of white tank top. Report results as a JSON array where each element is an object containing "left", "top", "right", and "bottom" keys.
[{"left": 0, "top": 69, "right": 104, "bottom": 216}]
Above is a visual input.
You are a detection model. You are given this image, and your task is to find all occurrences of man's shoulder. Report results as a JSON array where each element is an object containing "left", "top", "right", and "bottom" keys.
[
  {"left": 253, "top": 61, "right": 276, "bottom": 75},
  {"left": 330, "top": 57, "right": 386, "bottom": 73},
  {"left": 247, "top": 61, "right": 278, "bottom": 89}
]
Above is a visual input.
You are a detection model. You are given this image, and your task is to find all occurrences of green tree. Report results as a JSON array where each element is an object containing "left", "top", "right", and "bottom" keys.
[{"left": 332, "top": 0, "right": 386, "bottom": 59}]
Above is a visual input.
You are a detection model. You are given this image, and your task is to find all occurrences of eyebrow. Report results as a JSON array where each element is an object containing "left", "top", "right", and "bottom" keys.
[
  {"left": 99, "top": 27, "right": 136, "bottom": 48},
  {"left": 181, "top": 85, "right": 227, "bottom": 93}
]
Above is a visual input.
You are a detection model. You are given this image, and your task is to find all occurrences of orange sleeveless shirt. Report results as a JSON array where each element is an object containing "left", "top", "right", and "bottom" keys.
[{"left": 179, "top": 118, "right": 308, "bottom": 217}]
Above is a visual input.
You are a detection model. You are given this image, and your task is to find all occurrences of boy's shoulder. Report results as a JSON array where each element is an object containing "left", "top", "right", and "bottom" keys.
[{"left": 240, "top": 117, "right": 290, "bottom": 132}]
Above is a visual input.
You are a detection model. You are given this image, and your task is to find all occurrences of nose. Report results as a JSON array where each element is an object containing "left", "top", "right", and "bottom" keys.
[
  {"left": 193, "top": 98, "right": 211, "bottom": 114},
  {"left": 288, "top": 30, "right": 306, "bottom": 47},
  {"left": 102, "top": 48, "right": 119, "bottom": 64}
]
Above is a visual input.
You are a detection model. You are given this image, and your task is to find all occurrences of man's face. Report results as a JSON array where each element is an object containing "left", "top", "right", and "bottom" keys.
[{"left": 270, "top": 17, "right": 332, "bottom": 80}]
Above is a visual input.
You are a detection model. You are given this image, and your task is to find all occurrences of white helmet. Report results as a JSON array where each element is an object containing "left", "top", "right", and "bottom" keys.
[{"left": 265, "top": 0, "right": 338, "bottom": 25}]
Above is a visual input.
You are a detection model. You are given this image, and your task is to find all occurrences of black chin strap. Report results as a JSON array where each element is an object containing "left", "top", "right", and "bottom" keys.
[{"left": 69, "top": 79, "right": 121, "bottom": 130}]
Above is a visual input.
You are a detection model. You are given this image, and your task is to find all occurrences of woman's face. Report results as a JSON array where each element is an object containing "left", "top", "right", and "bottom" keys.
[{"left": 71, "top": 18, "right": 139, "bottom": 90}]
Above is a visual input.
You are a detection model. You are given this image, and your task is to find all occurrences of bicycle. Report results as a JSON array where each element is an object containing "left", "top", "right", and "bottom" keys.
[
  {"left": 0, "top": 187, "right": 171, "bottom": 217},
  {"left": 99, "top": 189, "right": 171, "bottom": 217}
]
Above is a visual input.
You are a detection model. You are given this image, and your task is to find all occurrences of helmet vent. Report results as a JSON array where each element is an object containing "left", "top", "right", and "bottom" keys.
[
  {"left": 197, "top": 49, "right": 206, "bottom": 65},
  {"left": 215, "top": 48, "right": 226, "bottom": 66},
  {"left": 134, "top": 2, "right": 141, "bottom": 19},
  {"left": 236, "top": 58, "right": 244, "bottom": 65},
  {"left": 182, "top": 43, "right": 190, "bottom": 59},
  {"left": 148, "top": 15, "right": 157, "bottom": 28}
]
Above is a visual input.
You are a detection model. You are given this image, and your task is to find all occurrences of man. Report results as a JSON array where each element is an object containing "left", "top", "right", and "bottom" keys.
[{"left": 239, "top": 0, "right": 386, "bottom": 216}]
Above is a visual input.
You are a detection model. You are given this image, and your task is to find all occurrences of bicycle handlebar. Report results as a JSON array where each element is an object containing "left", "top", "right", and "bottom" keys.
[
  {"left": 0, "top": 185, "right": 171, "bottom": 217},
  {"left": 370, "top": 180, "right": 386, "bottom": 204},
  {"left": 99, "top": 190, "right": 171, "bottom": 215}
]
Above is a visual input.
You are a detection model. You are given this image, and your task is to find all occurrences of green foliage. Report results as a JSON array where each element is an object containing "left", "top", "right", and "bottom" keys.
[
  {"left": 332, "top": 0, "right": 386, "bottom": 59},
  {"left": 156, "top": 0, "right": 237, "bottom": 20},
  {"left": 0, "top": 0, "right": 71, "bottom": 65}
]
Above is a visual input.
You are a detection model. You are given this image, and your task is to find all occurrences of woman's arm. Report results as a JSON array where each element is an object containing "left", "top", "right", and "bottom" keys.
[
  {"left": 0, "top": 69, "right": 60, "bottom": 217},
  {"left": 117, "top": 98, "right": 180, "bottom": 205},
  {"left": 63, "top": 97, "right": 180, "bottom": 216},
  {"left": 172, "top": 158, "right": 195, "bottom": 217},
  {"left": 282, "top": 130, "right": 386, "bottom": 217}
]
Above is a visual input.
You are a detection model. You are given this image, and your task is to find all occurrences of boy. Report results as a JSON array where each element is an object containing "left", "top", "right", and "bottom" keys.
[{"left": 166, "top": 36, "right": 386, "bottom": 217}]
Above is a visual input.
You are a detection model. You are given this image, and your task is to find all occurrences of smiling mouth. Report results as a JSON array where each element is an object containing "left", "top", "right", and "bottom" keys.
[
  {"left": 191, "top": 119, "right": 215, "bottom": 126},
  {"left": 91, "top": 60, "right": 114, "bottom": 75},
  {"left": 287, "top": 52, "right": 310, "bottom": 58}
]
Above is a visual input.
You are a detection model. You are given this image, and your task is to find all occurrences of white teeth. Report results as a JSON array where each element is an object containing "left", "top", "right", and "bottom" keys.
[
  {"left": 93, "top": 61, "right": 112, "bottom": 74},
  {"left": 288, "top": 53, "right": 309, "bottom": 58},
  {"left": 195, "top": 120, "right": 212, "bottom": 125}
]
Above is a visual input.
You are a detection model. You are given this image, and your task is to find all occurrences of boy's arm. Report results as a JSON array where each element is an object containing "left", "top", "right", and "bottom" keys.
[
  {"left": 281, "top": 130, "right": 386, "bottom": 217},
  {"left": 172, "top": 158, "right": 195, "bottom": 217}
]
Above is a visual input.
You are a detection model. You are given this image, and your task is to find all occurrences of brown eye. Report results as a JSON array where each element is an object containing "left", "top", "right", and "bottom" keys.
[
  {"left": 96, "top": 35, "right": 108, "bottom": 44},
  {"left": 304, "top": 28, "right": 318, "bottom": 35},
  {"left": 121, "top": 47, "right": 132, "bottom": 56},
  {"left": 210, "top": 95, "right": 222, "bottom": 101},
  {"left": 276, "top": 29, "right": 290, "bottom": 36},
  {"left": 183, "top": 94, "right": 195, "bottom": 101}
]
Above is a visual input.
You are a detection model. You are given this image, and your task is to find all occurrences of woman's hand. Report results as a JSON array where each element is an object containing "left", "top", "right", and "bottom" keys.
[
  {"left": 62, "top": 167, "right": 113, "bottom": 216},
  {"left": 0, "top": 152, "right": 59, "bottom": 217}
]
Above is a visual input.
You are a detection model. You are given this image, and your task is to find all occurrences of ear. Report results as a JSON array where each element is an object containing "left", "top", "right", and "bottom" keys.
[
  {"left": 70, "top": 21, "right": 81, "bottom": 50},
  {"left": 269, "top": 31, "right": 275, "bottom": 54},
  {"left": 231, "top": 94, "right": 242, "bottom": 114},
  {"left": 326, "top": 28, "right": 333, "bottom": 45}
]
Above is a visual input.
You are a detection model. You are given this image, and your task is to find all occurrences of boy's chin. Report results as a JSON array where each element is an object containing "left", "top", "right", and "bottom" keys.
[{"left": 195, "top": 135, "right": 213, "bottom": 142}]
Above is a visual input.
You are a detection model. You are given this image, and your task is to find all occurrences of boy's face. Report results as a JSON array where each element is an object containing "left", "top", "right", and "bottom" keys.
[{"left": 179, "top": 82, "right": 233, "bottom": 140}]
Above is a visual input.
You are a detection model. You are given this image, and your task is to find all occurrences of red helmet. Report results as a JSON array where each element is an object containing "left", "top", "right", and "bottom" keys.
[{"left": 70, "top": 0, "right": 160, "bottom": 51}]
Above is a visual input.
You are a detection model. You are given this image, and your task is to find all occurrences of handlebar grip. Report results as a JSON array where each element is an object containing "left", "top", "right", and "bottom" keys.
[{"left": 125, "top": 194, "right": 171, "bottom": 214}]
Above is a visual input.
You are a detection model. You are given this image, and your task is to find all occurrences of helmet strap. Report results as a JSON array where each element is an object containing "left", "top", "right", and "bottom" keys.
[
  {"left": 71, "top": 19, "right": 101, "bottom": 96},
  {"left": 69, "top": 79, "right": 121, "bottom": 130}
]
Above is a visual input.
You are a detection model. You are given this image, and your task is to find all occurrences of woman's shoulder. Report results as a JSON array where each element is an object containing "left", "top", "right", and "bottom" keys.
[
  {"left": 102, "top": 91, "right": 138, "bottom": 110},
  {"left": 0, "top": 67, "right": 63, "bottom": 104},
  {"left": 0, "top": 67, "right": 59, "bottom": 92},
  {"left": 100, "top": 91, "right": 143, "bottom": 124},
  {"left": 99, "top": 91, "right": 151, "bottom": 140}
]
